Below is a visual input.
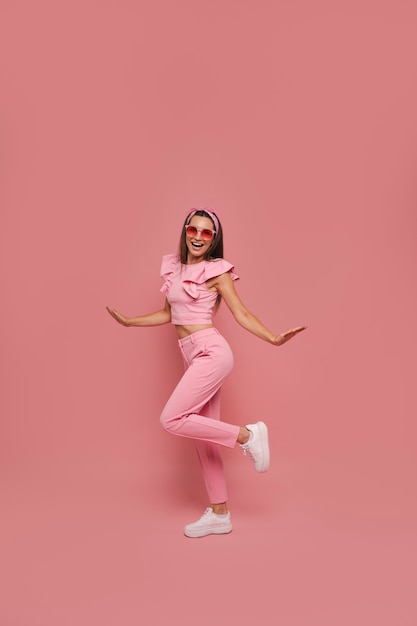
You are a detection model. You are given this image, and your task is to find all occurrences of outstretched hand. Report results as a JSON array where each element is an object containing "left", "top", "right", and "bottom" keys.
[
  {"left": 106, "top": 306, "right": 130, "bottom": 327},
  {"left": 272, "top": 326, "right": 307, "bottom": 346}
]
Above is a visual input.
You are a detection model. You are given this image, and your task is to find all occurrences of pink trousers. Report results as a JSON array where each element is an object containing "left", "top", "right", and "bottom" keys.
[{"left": 160, "top": 328, "right": 240, "bottom": 503}]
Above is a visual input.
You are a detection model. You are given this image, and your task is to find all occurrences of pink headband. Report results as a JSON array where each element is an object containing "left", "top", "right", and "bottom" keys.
[{"left": 186, "top": 208, "right": 219, "bottom": 236}]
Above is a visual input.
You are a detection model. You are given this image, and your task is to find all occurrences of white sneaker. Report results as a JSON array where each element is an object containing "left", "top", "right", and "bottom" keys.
[
  {"left": 240, "top": 421, "right": 270, "bottom": 472},
  {"left": 184, "top": 507, "right": 233, "bottom": 538}
]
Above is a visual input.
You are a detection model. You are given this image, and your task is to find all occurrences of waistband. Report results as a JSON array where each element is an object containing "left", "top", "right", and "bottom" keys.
[{"left": 178, "top": 327, "right": 220, "bottom": 347}]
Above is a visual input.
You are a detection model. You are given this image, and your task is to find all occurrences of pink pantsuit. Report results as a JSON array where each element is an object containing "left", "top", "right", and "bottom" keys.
[{"left": 159, "top": 255, "right": 240, "bottom": 503}]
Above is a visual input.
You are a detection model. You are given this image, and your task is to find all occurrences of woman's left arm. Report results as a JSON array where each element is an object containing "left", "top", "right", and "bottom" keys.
[{"left": 214, "top": 273, "right": 307, "bottom": 346}]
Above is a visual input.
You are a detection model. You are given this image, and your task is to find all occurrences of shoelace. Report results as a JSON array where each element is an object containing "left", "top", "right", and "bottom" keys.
[
  {"left": 241, "top": 443, "right": 254, "bottom": 459},
  {"left": 195, "top": 508, "right": 214, "bottom": 524}
]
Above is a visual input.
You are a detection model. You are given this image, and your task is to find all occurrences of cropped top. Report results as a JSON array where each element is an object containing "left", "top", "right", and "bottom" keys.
[{"left": 160, "top": 254, "right": 239, "bottom": 325}]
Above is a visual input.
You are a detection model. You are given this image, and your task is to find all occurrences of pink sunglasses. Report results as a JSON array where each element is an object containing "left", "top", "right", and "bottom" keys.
[{"left": 185, "top": 224, "right": 216, "bottom": 241}]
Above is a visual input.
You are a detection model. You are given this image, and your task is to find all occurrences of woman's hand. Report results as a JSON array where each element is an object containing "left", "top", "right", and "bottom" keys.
[
  {"left": 106, "top": 301, "right": 172, "bottom": 327},
  {"left": 271, "top": 326, "right": 307, "bottom": 346},
  {"left": 106, "top": 306, "right": 131, "bottom": 327}
]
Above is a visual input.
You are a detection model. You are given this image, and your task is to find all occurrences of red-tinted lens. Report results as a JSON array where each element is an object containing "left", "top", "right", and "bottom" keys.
[
  {"left": 185, "top": 225, "right": 198, "bottom": 237},
  {"left": 201, "top": 229, "right": 214, "bottom": 240}
]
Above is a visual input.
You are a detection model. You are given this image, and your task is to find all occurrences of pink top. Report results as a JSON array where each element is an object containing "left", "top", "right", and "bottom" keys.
[{"left": 160, "top": 254, "right": 239, "bottom": 325}]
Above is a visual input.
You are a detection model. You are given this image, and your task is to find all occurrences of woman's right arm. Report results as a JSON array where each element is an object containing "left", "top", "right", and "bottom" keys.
[{"left": 106, "top": 299, "right": 171, "bottom": 327}]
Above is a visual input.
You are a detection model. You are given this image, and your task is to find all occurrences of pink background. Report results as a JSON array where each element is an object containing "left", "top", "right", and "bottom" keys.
[{"left": 1, "top": 1, "right": 416, "bottom": 624}]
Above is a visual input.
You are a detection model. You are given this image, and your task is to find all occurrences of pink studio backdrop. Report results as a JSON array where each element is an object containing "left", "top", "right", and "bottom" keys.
[{"left": 1, "top": 1, "right": 416, "bottom": 625}]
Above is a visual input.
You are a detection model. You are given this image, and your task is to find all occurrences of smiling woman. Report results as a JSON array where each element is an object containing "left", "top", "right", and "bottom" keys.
[
  {"left": 184, "top": 217, "right": 216, "bottom": 259},
  {"left": 180, "top": 209, "right": 222, "bottom": 264},
  {"left": 106, "top": 208, "right": 307, "bottom": 538}
]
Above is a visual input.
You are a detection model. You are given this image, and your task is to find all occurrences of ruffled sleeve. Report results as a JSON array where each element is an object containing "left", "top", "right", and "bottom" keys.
[
  {"left": 182, "top": 258, "right": 239, "bottom": 298},
  {"left": 160, "top": 254, "right": 180, "bottom": 296},
  {"left": 203, "top": 259, "right": 239, "bottom": 283}
]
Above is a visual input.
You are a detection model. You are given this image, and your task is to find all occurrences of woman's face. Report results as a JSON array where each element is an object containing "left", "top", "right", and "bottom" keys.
[{"left": 185, "top": 215, "right": 215, "bottom": 263}]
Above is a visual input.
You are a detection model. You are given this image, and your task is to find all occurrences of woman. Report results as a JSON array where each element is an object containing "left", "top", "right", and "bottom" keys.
[{"left": 107, "top": 209, "right": 306, "bottom": 538}]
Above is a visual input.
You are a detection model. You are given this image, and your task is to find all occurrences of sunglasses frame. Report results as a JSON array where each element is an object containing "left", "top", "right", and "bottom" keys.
[{"left": 184, "top": 224, "right": 216, "bottom": 241}]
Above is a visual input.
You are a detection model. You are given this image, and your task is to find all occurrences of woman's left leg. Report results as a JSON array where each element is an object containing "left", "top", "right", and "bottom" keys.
[{"left": 160, "top": 330, "right": 240, "bottom": 447}]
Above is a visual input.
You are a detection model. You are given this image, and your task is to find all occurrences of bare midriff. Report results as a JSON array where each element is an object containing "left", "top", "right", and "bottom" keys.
[{"left": 175, "top": 324, "right": 214, "bottom": 339}]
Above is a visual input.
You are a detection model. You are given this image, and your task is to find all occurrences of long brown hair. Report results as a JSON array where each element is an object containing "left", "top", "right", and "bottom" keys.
[{"left": 179, "top": 209, "right": 224, "bottom": 264}]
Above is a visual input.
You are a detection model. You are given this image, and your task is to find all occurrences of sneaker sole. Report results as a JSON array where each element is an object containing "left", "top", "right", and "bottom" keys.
[
  {"left": 184, "top": 524, "right": 233, "bottom": 538},
  {"left": 255, "top": 421, "right": 270, "bottom": 472}
]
